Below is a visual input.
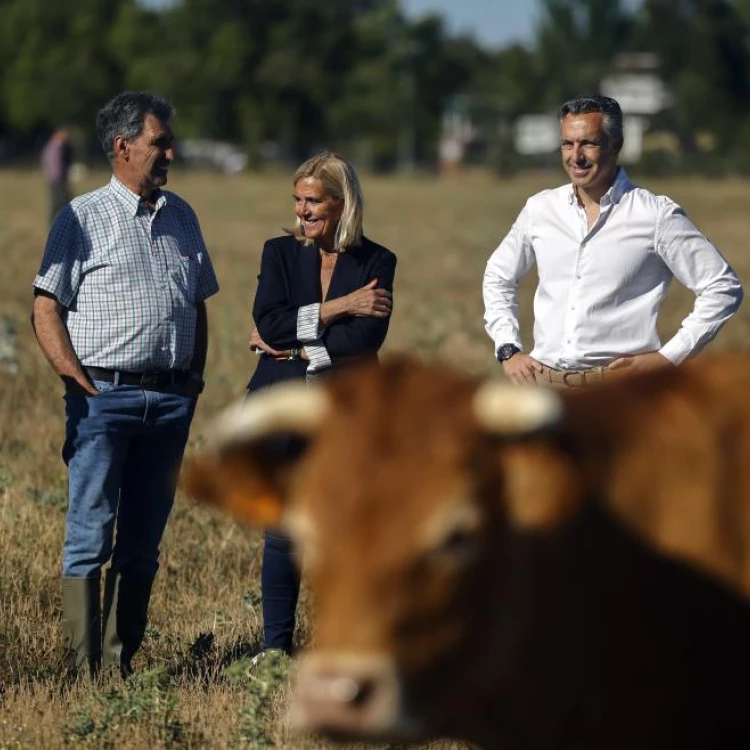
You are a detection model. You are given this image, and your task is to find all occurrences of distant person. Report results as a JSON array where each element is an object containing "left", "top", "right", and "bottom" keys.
[
  {"left": 41, "top": 126, "right": 74, "bottom": 224},
  {"left": 247, "top": 151, "right": 396, "bottom": 657},
  {"left": 483, "top": 94, "right": 743, "bottom": 387},
  {"left": 31, "top": 91, "right": 219, "bottom": 678}
]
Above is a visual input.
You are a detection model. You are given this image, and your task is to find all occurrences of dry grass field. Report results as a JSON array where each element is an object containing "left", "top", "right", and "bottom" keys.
[{"left": 1, "top": 166, "right": 749, "bottom": 749}]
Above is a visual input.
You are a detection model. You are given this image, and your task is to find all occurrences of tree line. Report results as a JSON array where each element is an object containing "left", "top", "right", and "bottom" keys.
[{"left": 1, "top": 0, "right": 749, "bottom": 172}]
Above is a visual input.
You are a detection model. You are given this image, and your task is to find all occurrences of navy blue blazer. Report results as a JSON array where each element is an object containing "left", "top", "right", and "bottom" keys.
[{"left": 247, "top": 234, "right": 397, "bottom": 392}]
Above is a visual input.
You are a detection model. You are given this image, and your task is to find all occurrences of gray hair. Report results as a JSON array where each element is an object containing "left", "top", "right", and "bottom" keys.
[
  {"left": 292, "top": 152, "right": 364, "bottom": 251},
  {"left": 96, "top": 91, "right": 174, "bottom": 161},
  {"left": 558, "top": 95, "right": 624, "bottom": 147}
]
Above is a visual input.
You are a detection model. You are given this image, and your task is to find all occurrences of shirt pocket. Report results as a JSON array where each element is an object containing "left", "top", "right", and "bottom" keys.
[
  {"left": 162, "top": 230, "right": 199, "bottom": 300},
  {"left": 176, "top": 250, "right": 200, "bottom": 300}
]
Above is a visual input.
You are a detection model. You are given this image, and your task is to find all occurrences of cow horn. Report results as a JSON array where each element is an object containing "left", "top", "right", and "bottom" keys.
[
  {"left": 209, "top": 380, "right": 330, "bottom": 450},
  {"left": 472, "top": 381, "right": 562, "bottom": 435}
]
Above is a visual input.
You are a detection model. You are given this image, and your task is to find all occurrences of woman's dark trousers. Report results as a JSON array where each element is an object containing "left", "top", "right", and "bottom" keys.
[{"left": 261, "top": 530, "right": 301, "bottom": 653}]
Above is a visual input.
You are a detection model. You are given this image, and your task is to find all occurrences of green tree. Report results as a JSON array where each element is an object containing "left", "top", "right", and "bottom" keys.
[
  {"left": 534, "top": 0, "right": 633, "bottom": 107},
  {"left": 675, "top": 0, "right": 750, "bottom": 155},
  {"left": 0, "top": 0, "right": 541, "bottom": 172},
  {"left": 0, "top": 0, "right": 122, "bottom": 136},
  {"left": 633, "top": 0, "right": 750, "bottom": 157}
]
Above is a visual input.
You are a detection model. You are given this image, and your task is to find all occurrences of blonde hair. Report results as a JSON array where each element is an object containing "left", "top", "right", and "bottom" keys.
[{"left": 292, "top": 152, "right": 364, "bottom": 251}]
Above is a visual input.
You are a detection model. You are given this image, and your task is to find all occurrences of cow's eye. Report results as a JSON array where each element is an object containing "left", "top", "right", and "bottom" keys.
[
  {"left": 431, "top": 525, "right": 480, "bottom": 565},
  {"left": 422, "top": 500, "right": 482, "bottom": 567}
]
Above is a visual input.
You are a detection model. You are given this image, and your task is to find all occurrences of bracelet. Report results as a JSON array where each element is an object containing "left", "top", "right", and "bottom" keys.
[{"left": 287, "top": 348, "right": 300, "bottom": 361}]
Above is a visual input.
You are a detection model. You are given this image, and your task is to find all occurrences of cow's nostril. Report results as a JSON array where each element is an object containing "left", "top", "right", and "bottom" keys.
[
  {"left": 292, "top": 654, "right": 403, "bottom": 738},
  {"left": 327, "top": 676, "right": 375, "bottom": 707},
  {"left": 350, "top": 679, "right": 375, "bottom": 708},
  {"left": 329, "top": 676, "right": 360, "bottom": 703}
]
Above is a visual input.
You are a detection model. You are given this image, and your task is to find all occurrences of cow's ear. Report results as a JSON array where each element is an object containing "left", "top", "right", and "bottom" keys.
[
  {"left": 180, "top": 382, "right": 330, "bottom": 527},
  {"left": 472, "top": 381, "right": 583, "bottom": 529}
]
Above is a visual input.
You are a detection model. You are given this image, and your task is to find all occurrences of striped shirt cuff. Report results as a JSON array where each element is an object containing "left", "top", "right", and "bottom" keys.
[
  {"left": 305, "top": 342, "right": 332, "bottom": 373},
  {"left": 297, "top": 304, "right": 321, "bottom": 342}
]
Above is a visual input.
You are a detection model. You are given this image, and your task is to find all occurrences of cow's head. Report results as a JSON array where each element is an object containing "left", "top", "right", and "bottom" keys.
[{"left": 181, "top": 359, "right": 580, "bottom": 742}]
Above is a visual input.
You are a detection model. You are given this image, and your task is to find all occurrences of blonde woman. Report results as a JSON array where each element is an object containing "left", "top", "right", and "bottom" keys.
[{"left": 247, "top": 152, "right": 397, "bottom": 655}]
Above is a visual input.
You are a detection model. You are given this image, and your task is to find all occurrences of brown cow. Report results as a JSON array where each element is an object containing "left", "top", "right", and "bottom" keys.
[{"left": 182, "top": 355, "right": 750, "bottom": 750}]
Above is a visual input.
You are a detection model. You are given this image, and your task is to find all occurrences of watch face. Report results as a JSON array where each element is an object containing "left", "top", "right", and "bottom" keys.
[{"left": 499, "top": 345, "right": 519, "bottom": 361}]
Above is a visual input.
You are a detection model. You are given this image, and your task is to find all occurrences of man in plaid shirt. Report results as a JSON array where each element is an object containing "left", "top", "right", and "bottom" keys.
[{"left": 32, "top": 91, "right": 219, "bottom": 678}]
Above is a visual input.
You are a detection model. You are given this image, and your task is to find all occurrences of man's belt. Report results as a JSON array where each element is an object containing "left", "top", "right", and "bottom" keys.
[
  {"left": 84, "top": 366, "right": 190, "bottom": 389},
  {"left": 539, "top": 364, "right": 606, "bottom": 387}
]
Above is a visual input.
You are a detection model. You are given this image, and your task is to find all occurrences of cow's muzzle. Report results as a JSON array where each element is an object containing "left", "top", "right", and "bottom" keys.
[{"left": 289, "top": 651, "right": 420, "bottom": 741}]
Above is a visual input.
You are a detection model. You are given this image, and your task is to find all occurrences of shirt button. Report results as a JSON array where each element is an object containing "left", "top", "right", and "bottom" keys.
[{"left": 160, "top": 347, "right": 167, "bottom": 352}]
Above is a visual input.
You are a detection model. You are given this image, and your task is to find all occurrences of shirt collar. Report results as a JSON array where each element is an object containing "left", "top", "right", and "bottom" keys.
[
  {"left": 108, "top": 175, "right": 167, "bottom": 217},
  {"left": 567, "top": 166, "right": 633, "bottom": 207}
]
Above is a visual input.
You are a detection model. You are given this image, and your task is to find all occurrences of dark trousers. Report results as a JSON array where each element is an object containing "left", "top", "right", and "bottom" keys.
[{"left": 261, "top": 530, "right": 301, "bottom": 652}]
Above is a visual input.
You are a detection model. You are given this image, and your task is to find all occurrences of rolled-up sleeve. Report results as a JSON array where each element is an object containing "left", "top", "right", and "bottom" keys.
[
  {"left": 657, "top": 203, "right": 743, "bottom": 364},
  {"left": 305, "top": 342, "right": 332, "bottom": 373},
  {"left": 297, "top": 303, "right": 322, "bottom": 342}
]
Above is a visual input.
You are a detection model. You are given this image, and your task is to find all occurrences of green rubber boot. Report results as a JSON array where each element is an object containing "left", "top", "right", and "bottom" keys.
[
  {"left": 102, "top": 570, "right": 154, "bottom": 677},
  {"left": 61, "top": 576, "right": 102, "bottom": 678}
]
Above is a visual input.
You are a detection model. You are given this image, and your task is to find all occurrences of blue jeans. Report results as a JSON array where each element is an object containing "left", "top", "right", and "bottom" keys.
[
  {"left": 61, "top": 380, "right": 196, "bottom": 579},
  {"left": 262, "top": 530, "right": 301, "bottom": 653}
]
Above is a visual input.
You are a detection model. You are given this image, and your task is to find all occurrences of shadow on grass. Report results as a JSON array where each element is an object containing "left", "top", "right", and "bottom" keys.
[{"left": 164, "top": 629, "right": 267, "bottom": 687}]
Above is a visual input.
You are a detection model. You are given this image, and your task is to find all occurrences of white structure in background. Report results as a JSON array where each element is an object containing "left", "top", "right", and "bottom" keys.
[
  {"left": 179, "top": 139, "right": 248, "bottom": 174},
  {"left": 514, "top": 114, "right": 648, "bottom": 164},
  {"left": 600, "top": 53, "right": 672, "bottom": 162},
  {"left": 600, "top": 54, "right": 672, "bottom": 116},
  {"left": 515, "top": 54, "right": 671, "bottom": 164},
  {"left": 620, "top": 116, "right": 645, "bottom": 163},
  {"left": 438, "top": 98, "right": 476, "bottom": 173},
  {"left": 514, "top": 115, "right": 558, "bottom": 157}
]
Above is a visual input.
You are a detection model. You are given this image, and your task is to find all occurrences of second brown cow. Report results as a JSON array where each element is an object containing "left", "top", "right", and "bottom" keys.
[{"left": 183, "top": 354, "right": 750, "bottom": 750}]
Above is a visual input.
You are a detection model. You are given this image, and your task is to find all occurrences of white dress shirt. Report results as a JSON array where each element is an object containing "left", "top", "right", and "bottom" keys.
[{"left": 483, "top": 168, "right": 743, "bottom": 369}]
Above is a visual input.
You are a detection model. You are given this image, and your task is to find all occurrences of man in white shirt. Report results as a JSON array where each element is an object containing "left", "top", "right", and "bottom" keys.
[{"left": 483, "top": 95, "right": 743, "bottom": 386}]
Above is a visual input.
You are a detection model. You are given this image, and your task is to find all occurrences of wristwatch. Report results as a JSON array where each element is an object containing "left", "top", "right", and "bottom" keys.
[
  {"left": 188, "top": 371, "right": 205, "bottom": 393},
  {"left": 496, "top": 344, "right": 521, "bottom": 363}
]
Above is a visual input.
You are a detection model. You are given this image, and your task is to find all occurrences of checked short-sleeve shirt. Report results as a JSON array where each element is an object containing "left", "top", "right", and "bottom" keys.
[{"left": 33, "top": 176, "right": 219, "bottom": 371}]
